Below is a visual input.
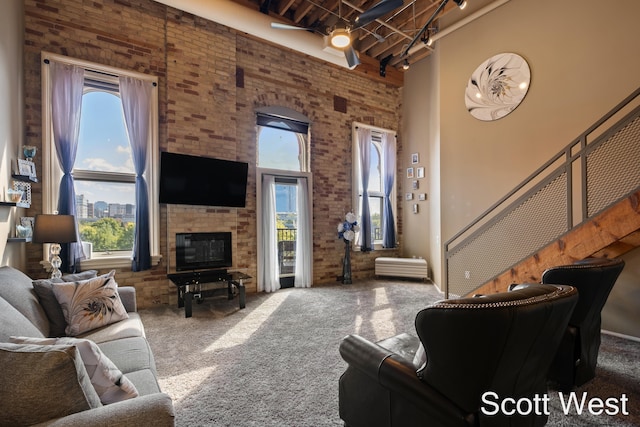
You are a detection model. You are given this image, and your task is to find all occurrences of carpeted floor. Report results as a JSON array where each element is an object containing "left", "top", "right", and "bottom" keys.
[{"left": 139, "top": 280, "right": 639, "bottom": 427}]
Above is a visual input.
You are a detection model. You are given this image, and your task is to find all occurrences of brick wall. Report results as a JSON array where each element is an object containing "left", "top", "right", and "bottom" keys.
[{"left": 23, "top": 0, "right": 402, "bottom": 308}]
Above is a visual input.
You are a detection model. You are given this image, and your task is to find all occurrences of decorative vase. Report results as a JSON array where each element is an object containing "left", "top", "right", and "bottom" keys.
[
  {"left": 342, "top": 240, "right": 352, "bottom": 284},
  {"left": 23, "top": 145, "right": 37, "bottom": 161}
]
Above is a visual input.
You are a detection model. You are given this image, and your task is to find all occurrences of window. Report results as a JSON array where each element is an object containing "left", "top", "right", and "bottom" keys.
[
  {"left": 41, "top": 52, "right": 160, "bottom": 270},
  {"left": 75, "top": 88, "right": 136, "bottom": 256},
  {"left": 352, "top": 123, "right": 397, "bottom": 249},
  {"left": 360, "top": 139, "right": 384, "bottom": 242},
  {"left": 256, "top": 112, "right": 309, "bottom": 172}
]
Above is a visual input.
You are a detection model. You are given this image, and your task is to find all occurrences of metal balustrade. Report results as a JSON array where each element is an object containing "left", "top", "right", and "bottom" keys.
[{"left": 444, "top": 88, "right": 640, "bottom": 298}]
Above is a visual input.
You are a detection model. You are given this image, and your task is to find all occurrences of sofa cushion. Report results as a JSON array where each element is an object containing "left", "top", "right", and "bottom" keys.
[
  {"left": 78, "top": 312, "right": 146, "bottom": 344},
  {"left": 98, "top": 336, "right": 157, "bottom": 375},
  {"left": 0, "top": 296, "right": 46, "bottom": 342},
  {"left": 11, "top": 336, "right": 139, "bottom": 405},
  {"left": 0, "top": 266, "right": 50, "bottom": 336},
  {"left": 0, "top": 342, "right": 102, "bottom": 425},
  {"left": 124, "top": 369, "right": 164, "bottom": 396},
  {"left": 33, "top": 270, "right": 99, "bottom": 337},
  {"left": 52, "top": 271, "right": 129, "bottom": 336}
]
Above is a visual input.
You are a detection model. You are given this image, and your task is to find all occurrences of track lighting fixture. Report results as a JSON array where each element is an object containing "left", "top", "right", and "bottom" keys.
[
  {"left": 401, "top": 0, "right": 469, "bottom": 58},
  {"left": 453, "top": 0, "right": 467, "bottom": 9},
  {"left": 402, "top": 59, "right": 410, "bottom": 70},
  {"left": 423, "top": 29, "right": 434, "bottom": 47}
]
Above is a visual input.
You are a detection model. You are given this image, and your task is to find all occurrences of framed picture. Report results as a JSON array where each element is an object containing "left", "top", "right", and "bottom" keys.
[
  {"left": 412, "top": 180, "right": 419, "bottom": 190},
  {"left": 413, "top": 204, "right": 419, "bottom": 214},
  {"left": 17, "top": 159, "right": 36, "bottom": 177},
  {"left": 418, "top": 193, "right": 427, "bottom": 201},
  {"left": 12, "top": 181, "right": 31, "bottom": 206},
  {"left": 407, "top": 167, "right": 414, "bottom": 178},
  {"left": 405, "top": 192, "right": 414, "bottom": 201},
  {"left": 416, "top": 167, "right": 425, "bottom": 179},
  {"left": 411, "top": 153, "right": 419, "bottom": 164}
]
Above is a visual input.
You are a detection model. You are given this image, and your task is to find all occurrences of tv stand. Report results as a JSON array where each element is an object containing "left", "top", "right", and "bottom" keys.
[{"left": 167, "top": 269, "right": 250, "bottom": 318}]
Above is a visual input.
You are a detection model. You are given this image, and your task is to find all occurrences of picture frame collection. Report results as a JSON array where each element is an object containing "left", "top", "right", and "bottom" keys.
[{"left": 407, "top": 153, "right": 426, "bottom": 214}]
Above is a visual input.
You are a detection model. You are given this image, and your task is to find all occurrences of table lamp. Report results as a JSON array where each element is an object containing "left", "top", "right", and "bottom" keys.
[{"left": 32, "top": 214, "right": 78, "bottom": 279}]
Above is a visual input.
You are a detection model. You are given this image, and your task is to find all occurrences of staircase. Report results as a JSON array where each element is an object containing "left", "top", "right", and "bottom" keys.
[{"left": 444, "top": 87, "right": 640, "bottom": 298}]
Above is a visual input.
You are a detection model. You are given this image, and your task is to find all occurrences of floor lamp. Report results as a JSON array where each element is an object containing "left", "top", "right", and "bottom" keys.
[{"left": 32, "top": 214, "right": 78, "bottom": 279}]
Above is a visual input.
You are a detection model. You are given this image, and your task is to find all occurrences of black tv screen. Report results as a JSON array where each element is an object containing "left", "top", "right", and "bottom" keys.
[{"left": 159, "top": 152, "right": 248, "bottom": 207}]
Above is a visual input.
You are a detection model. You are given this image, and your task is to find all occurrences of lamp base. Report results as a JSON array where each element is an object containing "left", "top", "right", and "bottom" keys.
[{"left": 50, "top": 243, "right": 62, "bottom": 279}]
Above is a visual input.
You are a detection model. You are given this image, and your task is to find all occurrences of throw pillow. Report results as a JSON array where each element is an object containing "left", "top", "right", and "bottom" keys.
[
  {"left": 51, "top": 270, "right": 129, "bottom": 336},
  {"left": 62, "top": 270, "right": 99, "bottom": 282},
  {"left": 0, "top": 342, "right": 102, "bottom": 425},
  {"left": 10, "top": 336, "right": 139, "bottom": 405},
  {"left": 33, "top": 270, "right": 99, "bottom": 337}
]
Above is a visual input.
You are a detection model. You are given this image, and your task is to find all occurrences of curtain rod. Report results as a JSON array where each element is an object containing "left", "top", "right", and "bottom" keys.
[
  {"left": 42, "top": 51, "right": 158, "bottom": 86},
  {"left": 354, "top": 122, "right": 397, "bottom": 137}
]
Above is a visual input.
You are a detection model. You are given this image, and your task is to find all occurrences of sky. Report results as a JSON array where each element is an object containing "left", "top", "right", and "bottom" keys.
[{"left": 76, "top": 91, "right": 135, "bottom": 206}]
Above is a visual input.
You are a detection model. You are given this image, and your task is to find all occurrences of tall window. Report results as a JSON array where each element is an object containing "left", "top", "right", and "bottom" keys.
[
  {"left": 256, "top": 108, "right": 313, "bottom": 291},
  {"left": 360, "top": 137, "right": 384, "bottom": 241},
  {"left": 41, "top": 52, "right": 160, "bottom": 270},
  {"left": 75, "top": 83, "right": 136, "bottom": 256},
  {"left": 352, "top": 123, "right": 397, "bottom": 249}
]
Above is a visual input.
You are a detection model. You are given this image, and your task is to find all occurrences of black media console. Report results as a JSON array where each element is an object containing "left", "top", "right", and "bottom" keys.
[{"left": 167, "top": 269, "right": 251, "bottom": 318}]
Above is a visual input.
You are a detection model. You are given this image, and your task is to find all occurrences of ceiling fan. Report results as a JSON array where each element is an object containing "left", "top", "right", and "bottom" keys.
[{"left": 270, "top": 0, "right": 403, "bottom": 68}]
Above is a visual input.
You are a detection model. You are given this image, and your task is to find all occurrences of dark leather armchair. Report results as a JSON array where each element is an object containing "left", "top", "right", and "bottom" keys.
[
  {"left": 539, "top": 257, "right": 625, "bottom": 391},
  {"left": 339, "top": 284, "right": 578, "bottom": 427}
]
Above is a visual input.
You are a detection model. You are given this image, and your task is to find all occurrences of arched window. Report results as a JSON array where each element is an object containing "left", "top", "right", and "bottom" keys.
[
  {"left": 352, "top": 123, "right": 397, "bottom": 249},
  {"left": 256, "top": 109, "right": 309, "bottom": 172}
]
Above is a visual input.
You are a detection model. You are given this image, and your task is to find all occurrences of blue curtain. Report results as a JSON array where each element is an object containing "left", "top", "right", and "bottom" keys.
[
  {"left": 119, "top": 76, "right": 153, "bottom": 271},
  {"left": 357, "top": 128, "right": 373, "bottom": 251},
  {"left": 382, "top": 131, "right": 396, "bottom": 248},
  {"left": 50, "top": 61, "right": 85, "bottom": 272}
]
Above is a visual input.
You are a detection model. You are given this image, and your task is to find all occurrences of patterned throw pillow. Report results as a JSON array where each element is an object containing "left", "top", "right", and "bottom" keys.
[
  {"left": 10, "top": 336, "right": 139, "bottom": 405},
  {"left": 51, "top": 270, "right": 129, "bottom": 336},
  {"left": 33, "top": 270, "right": 99, "bottom": 337}
]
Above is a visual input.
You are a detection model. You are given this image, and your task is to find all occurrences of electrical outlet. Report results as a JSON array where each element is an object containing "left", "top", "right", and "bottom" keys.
[{"left": 464, "top": 271, "right": 470, "bottom": 279}]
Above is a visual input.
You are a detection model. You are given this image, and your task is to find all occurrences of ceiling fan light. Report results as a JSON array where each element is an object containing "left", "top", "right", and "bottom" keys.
[{"left": 330, "top": 28, "right": 351, "bottom": 48}]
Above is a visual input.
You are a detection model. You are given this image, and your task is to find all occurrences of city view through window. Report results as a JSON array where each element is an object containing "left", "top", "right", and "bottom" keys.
[{"left": 74, "top": 90, "right": 136, "bottom": 255}]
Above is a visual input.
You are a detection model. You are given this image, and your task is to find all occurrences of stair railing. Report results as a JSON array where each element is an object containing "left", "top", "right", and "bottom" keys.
[{"left": 444, "top": 87, "right": 640, "bottom": 298}]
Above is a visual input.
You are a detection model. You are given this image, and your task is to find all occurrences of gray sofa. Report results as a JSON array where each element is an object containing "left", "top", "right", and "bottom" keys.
[{"left": 0, "top": 266, "right": 175, "bottom": 426}]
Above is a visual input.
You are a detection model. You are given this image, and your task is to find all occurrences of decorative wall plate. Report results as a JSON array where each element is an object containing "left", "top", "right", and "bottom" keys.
[{"left": 465, "top": 52, "right": 531, "bottom": 121}]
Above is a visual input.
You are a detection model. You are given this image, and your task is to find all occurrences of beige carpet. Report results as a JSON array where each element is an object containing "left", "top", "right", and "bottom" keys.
[{"left": 139, "top": 280, "right": 639, "bottom": 426}]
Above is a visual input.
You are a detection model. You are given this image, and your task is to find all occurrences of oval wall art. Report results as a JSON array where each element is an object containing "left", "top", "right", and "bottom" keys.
[{"left": 465, "top": 52, "right": 531, "bottom": 121}]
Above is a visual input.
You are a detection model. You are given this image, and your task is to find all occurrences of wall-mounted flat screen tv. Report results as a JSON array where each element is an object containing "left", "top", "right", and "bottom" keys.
[{"left": 159, "top": 151, "right": 248, "bottom": 208}]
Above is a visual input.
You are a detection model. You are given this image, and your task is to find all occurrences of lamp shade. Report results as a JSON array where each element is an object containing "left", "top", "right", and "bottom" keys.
[{"left": 32, "top": 214, "right": 78, "bottom": 244}]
